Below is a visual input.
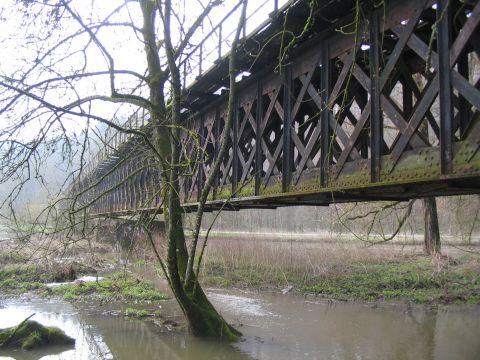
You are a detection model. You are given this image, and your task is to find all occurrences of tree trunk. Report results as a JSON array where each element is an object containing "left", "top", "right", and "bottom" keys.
[
  {"left": 422, "top": 197, "right": 441, "bottom": 255},
  {"left": 138, "top": 0, "right": 245, "bottom": 340},
  {"left": 181, "top": 283, "right": 241, "bottom": 340},
  {"left": 165, "top": 191, "right": 241, "bottom": 340},
  {"left": 157, "top": 0, "right": 246, "bottom": 340}
]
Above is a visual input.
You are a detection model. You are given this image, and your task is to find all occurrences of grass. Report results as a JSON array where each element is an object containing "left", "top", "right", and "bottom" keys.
[
  {"left": 0, "top": 277, "right": 45, "bottom": 295},
  {"left": 0, "top": 251, "right": 28, "bottom": 266},
  {"left": 124, "top": 307, "right": 159, "bottom": 318},
  {"left": 53, "top": 272, "right": 170, "bottom": 303},
  {"left": 2, "top": 241, "right": 479, "bottom": 306},
  {"left": 0, "top": 264, "right": 65, "bottom": 296},
  {"left": 132, "top": 259, "right": 146, "bottom": 267},
  {"left": 302, "top": 260, "right": 480, "bottom": 304},
  {"left": 197, "top": 239, "right": 480, "bottom": 304},
  {"left": 0, "top": 251, "right": 169, "bottom": 305},
  {"left": 0, "top": 258, "right": 96, "bottom": 296}
]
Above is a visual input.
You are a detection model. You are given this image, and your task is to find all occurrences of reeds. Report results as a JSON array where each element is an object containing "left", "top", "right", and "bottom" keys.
[{"left": 197, "top": 237, "right": 421, "bottom": 289}]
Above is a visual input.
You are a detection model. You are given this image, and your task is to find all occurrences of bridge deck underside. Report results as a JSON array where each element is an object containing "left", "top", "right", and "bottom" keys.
[{"left": 78, "top": 0, "right": 480, "bottom": 215}]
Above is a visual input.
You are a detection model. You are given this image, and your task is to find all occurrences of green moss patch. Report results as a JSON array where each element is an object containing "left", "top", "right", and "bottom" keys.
[
  {"left": 0, "top": 320, "right": 74, "bottom": 350},
  {"left": 53, "top": 272, "right": 170, "bottom": 303},
  {"left": 125, "top": 307, "right": 151, "bottom": 318}
]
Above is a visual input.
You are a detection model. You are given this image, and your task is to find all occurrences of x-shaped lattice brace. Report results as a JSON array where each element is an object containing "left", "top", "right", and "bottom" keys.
[
  {"left": 236, "top": 100, "right": 258, "bottom": 184},
  {"left": 332, "top": 0, "right": 434, "bottom": 178},
  {"left": 215, "top": 109, "right": 234, "bottom": 189},
  {"left": 183, "top": 120, "right": 207, "bottom": 201},
  {"left": 200, "top": 119, "right": 216, "bottom": 187},
  {"left": 290, "top": 68, "right": 322, "bottom": 184},
  {"left": 396, "top": 59, "right": 441, "bottom": 141},
  {"left": 296, "top": 64, "right": 369, "bottom": 182},
  {"left": 386, "top": 0, "right": 480, "bottom": 172},
  {"left": 141, "top": 157, "right": 155, "bottom": 206},
  {"left": 260, "top": 85, "right": 285, "bottom": 187},
  {"left": 179, "top": 132, "right": 198, "bottom": 202}
]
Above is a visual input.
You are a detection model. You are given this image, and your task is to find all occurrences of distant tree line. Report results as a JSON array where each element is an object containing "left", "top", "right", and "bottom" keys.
[{"left": 193, "top": 195, "right": 480, "bottom": 246}]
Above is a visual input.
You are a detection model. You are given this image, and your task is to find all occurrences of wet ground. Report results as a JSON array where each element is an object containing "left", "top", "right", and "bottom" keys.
[{"left": 1, "top": 289, "right": 479, "bottom": 360}]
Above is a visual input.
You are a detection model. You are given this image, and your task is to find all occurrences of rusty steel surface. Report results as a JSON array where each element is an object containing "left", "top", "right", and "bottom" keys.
[{"left": 73, "top": 0, "right": 480, "bottom": 216}]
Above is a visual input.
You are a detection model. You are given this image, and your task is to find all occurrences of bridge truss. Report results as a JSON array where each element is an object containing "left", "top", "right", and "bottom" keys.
[{"left": 75, "top": 0, "right": 480, "bottom": 215}]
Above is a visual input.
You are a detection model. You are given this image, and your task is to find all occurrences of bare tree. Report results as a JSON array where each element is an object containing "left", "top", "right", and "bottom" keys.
[
  {"left": 0, "top": 0, "right": 248, "bottom": 340},
  {"left": 334, "top": 200, "right": 415, "bottom": 245}
]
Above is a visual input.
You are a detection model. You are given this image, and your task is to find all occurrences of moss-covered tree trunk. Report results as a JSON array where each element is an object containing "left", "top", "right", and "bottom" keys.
[
  {"left": 163, "top": 152, "right": 240, "bottom": 340},
  {"left": 139, "top": 0, "right": 242, "bottom": 340}
]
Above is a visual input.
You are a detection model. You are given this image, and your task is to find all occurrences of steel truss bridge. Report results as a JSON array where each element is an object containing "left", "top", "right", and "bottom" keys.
[{"left": 74, "top": 0, "right": 480, "bottom": 215}]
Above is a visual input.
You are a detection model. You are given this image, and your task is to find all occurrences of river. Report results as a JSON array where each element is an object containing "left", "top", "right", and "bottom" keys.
[{"left": 1, "top": 288, "right": 479, "bottom": 360}]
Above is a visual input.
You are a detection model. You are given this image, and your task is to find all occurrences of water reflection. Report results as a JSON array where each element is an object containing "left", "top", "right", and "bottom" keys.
[
  {"left": 210, "top": 290, "right": 480, "bottom": 360},
  {"left": 0, "top": 292, "right": 479, "bottom": 360},
  {"left": 91, "top": 315, "right": 251, "bottom": 360},
  {"left": 0, "top": 298, "right": 252, "bottom": 360},
  {"left": 0, "top": 345, "right": 74, "bottom": 360},
  {"left": 0, "top": 298, "right": 112, "bottom": 360}
]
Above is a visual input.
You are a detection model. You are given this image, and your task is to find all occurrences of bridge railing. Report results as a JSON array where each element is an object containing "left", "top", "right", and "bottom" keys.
[
  {"left": 78, "top": 107, "right": 148, "bottom": 186},
  {"left": 180, "top": 0, "right": 289, "bottom": 89}
]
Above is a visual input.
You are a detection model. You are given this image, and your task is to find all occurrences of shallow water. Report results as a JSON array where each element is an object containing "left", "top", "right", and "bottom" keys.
[
  {"left": 0, "top": 290, "right": 479, "bottom": 360},
  {"left": 216, "top": 289, "right": 480, "bottom": 360}
]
